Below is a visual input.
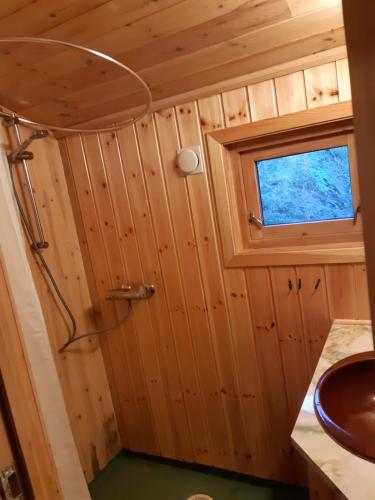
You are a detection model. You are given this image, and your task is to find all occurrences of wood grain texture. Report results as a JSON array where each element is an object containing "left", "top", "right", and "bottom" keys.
[
  {"left": 336, "top": 58, "right": 351, "bottom": 102},
  {"left": 248, "top": 80, "right": 278, "bottom": 122},
  {"left": 62, "top": 57, "right": 369, "bottom": 484},
  {"left": 7, "top": 128, "right": 119, "bottom": 482},
  {"left": 296, "top": 266, "right": 331, "bottom": 371},
  {"left": 0, "top": 405, "right": 13, "bottom": 470},
  {"left": 342, "top": 0, "right": 375, "bottom": 348},
  {"left": 274, "top": 71, "right": 307, "bottom": 114},
  {"left": 0, "top": 1, "right": 345, "bottom": 130},
  {"left": 0, "top": 252, "right": 62, "bottom": 499},
  {"left": 199, "top": 93, "right": 269, "bottom": 476},
  {"left": 155, "top": 108, "right": 229, "bottom": 465},
  {"left": 304, "top": 62, "right": 339, "bottom": 109},
  {"left": 269, "top": 266, "right": 310, "bottom": 423}
]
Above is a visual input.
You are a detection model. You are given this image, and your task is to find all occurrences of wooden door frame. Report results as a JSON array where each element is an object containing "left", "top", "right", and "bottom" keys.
[
  {"left": 343, "top": 1, "right": 375, "bottom": 348},
  {"left": 0, "top": 251, "right": 62, "bottom": 500},
  {"left": 0, "top": 371, "right": 34, "bottom": 499}
]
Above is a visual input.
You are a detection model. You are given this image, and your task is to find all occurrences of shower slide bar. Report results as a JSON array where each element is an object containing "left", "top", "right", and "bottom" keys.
[
  {"left": 2, "top": 114, "right": 156, "bottom": 352},
  {"left": 4, "top": 116, "right": 49, "bottom": 249}
]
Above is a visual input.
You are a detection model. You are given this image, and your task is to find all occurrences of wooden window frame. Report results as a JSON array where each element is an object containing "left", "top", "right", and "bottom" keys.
[
  {"left": 206, "top": 102, "right": 364, "bottom": 267},
  {"left": 241, "top": 132, "right": 361, "bottom": 241}
]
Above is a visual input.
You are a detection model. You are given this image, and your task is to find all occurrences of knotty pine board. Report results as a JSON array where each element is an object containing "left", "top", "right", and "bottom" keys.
[
  {"left": 62, "top": 58, "right": 370, "bottom": 484},
  {"left": 0, "top": 1, "right": 344, "bottom": 129},
  {"left": 8, "top": 130, "right": 120, "bottom": 482},
  {"left": 0, "top": 253, "right": 62, "bottom": 499},
  {"left": 0, "top": 407, "right": 13, "bottom": 470}
]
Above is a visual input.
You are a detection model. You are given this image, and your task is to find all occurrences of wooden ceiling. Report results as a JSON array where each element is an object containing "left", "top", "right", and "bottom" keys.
[{"left": 0, "top": 0, "right": 345, "bottom": 130}]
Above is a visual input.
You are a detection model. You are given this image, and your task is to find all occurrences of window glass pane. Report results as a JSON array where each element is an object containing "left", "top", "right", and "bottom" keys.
[{"left": 255, "top": 145, "right": 353, "bottom": 226}]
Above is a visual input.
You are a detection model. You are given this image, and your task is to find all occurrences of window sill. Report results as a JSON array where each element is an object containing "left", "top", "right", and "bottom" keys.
[{"left": 227, "top": 243, "right": 365, "bottom": 268}]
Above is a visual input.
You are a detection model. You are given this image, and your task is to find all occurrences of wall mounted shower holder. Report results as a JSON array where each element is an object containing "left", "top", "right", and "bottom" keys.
[{"left": 105, "top": 283, "right": 156, "bottom": 301}]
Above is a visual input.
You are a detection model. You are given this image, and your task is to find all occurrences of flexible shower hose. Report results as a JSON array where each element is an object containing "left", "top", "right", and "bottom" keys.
[{"left": 9, "top": 162, "right": 132, "bottom": 352}]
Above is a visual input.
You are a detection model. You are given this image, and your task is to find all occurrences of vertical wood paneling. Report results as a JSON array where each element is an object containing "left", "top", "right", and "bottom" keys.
[
  {"left": 64, "top": 135, "right": 134, "bottom": 457},
  {"left": 62, "top": 57, "right": 365, "bottom": 485},
  {"left": 115, "top": 125, "right": 182, "bottom": 459},
  {"left": 247, "top": 80, "right": 278, "bottom": 121},
  {"left": 95, "top": 131, "right": 160, "bottom": 455},
  {"left": 241, "top": 87, "right": 293, "bottom": 480},
  {"left": 325, "top": 263, "right": 370, "bottom": 321},
  {"left": 154, "top": 107, "right": 228, "bottom": 465},
  {"left": 202, "top": 92, "right": 270, "bottom": 477},
  {"left": 221, "top": 88, "right": 250, "bottom": 127},
  {"left": 297, "top": 266, "right": 331, "bottom": 371},
  {"left": 274, "top": 71, "right": 307, "bottom": 114},
  {"left": 134, "top": 114, "right": 207, "bottom": 463},
  {"left": 81, "top": 133, "right": 155, "bottom": 454},
  {"left": 12, "top": 131, "right": 119, "bottom": 481},
  {"left": 336, "top": 58, "right": 351, "bottom": 102},
  {"left": 304, "top": 62, "right": 339, "bottom": 108},
  {"left": 246, "top": 268, "right": 293, "bottom": 481},
  {"left": 325, "top": 264, "right": 357, "bottom": 319},
  {"left": 176, "top": 99, "right": 248, "bottom": 472},
  {"left": 270, "top": 267, "right": 310, "bottom": 423},
  {"left": 352, "top": 263, "right": 370, "bottom": 319}
]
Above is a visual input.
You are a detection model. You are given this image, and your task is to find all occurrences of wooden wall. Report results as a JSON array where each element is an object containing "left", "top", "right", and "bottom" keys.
[
  {"left": 0, "top": 251, "right": 61, "bottom": 499},
  {"left": 4, "top": 129, "right": 120, "bottom": 482},
  {"left": 61, "top": 58, "right": 370, "bottom": 483},
  {"left": 0, "top": 401, "right": 13, "bottom": 470}
]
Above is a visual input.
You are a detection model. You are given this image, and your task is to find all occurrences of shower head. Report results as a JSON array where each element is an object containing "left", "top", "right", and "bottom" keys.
[
  {"left": 7, "top": 127, "right": 49, "bottom": 163},
  {"left": 30, "top": 129, "right": 49, "bottom": 140}
]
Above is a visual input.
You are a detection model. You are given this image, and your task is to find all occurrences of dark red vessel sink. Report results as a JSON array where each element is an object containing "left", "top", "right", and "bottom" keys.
[{"left": 314, "top": 351, "right": 375, "bottom": 462}]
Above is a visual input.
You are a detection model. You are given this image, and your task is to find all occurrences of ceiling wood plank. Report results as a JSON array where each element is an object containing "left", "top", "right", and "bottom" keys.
[
  {"left": 0, "top": 0, "right": 109, "bottom": 37},
  {"left": 148, "top": 29, "right": 344, "bottom": 105},
  {"left": 0, "top": 0, "right": 254, "bottom": 88},
  {"left": 111, "top": 0, "right": 291, "bottom": 71},
  {"left": 39, "top": 0, "right": 184, "bottom": 42},
  {"left": 0, "top": 1, "right": 184, "bottom": 80},
  {"left": 0, "top": 0, "right": 346, "bottom": 132},
  {"left": 23, "top": 29, "right": 345, "bottom": 130},
  {"left": 54, "top": 46, "right": 346, "bottom": 135},
  {"left": 286, "top": 0, "right": 340, "bottom": 16},
  {"left": 0, "top": 0, "right": 33, "bottom": 19},
  {"left": 11, "top": 5, "right": 343, "bottom": 127}
]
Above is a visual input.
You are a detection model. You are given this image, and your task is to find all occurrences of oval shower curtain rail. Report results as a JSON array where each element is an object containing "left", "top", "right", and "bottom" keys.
[{"left": 0, "top": 37, "right": 152, "bottom": 134}]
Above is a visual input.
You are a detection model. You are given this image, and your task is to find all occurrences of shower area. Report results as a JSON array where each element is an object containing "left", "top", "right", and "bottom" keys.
[
  {"left": 0, "top": 37, "right": 161, "bottom": 497},
  {"left": 0, "top": 8, "right": 370, "bottom": 499}
]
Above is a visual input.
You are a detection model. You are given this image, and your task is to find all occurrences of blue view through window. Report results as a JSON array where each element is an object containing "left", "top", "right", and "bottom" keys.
[{"left": 255, "top": 145, "right": 353, "bottom": 226}]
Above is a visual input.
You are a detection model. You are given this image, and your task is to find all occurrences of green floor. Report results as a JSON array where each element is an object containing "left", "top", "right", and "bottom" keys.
[{"left": 89, "top": 453, "right": 308, "bottom": 500}]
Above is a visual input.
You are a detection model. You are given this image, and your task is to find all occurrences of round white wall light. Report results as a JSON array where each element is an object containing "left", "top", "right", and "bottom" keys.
[{"left": 176, "top": 145, "right": 203, "bottom": 175}]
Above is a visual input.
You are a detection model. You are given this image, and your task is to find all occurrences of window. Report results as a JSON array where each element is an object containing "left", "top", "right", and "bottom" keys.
[
  {"left": 240, "top": 133, "right": 361, "bottom": 242},
  {"left": 255, "top": 145, "right": 353, "bottom": 226},
  {"left": 207, "top": 102, "right": 364, "bottom": 267}
]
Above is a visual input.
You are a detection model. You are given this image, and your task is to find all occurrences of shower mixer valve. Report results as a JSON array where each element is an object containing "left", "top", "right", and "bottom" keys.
[{"left": 105, "top": 283, "right": 156, "bottom": 301}]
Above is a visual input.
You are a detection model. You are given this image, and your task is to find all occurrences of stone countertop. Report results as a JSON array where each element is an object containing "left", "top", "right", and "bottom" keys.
[{"left": 292, "top": 319, "right": 374, "bottom": 500}]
